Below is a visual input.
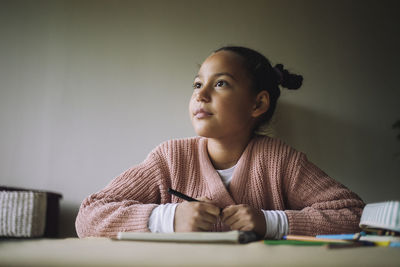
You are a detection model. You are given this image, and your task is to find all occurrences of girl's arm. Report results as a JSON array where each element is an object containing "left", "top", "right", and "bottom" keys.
[
  {"left": 75, "top": 152, "right": 170, "bottom": 238},
  {"left": 284, "top": 154, "right": 365, "bottom": 236}
]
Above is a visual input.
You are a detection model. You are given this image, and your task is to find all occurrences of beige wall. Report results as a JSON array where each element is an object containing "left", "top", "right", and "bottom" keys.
[{"left": 1, "top": 0, "right": 399, "bottom": 237}]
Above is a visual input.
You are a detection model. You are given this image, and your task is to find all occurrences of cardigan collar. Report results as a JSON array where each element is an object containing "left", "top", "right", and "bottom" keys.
[{"left": 198, "top": 137, "right": 256, "bottom": 208}]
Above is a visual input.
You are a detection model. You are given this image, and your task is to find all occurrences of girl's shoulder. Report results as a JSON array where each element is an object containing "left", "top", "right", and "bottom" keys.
[
  {"left": 252, "top": 134, "right": 290, "bottom": 148},
  {"left": 151, "top": 136, "right": 204, "bottom": 156},
  {"left": 158, "top": 136, "right": 203, "bottom": 148},
  {"left": 252, "top": 135, "right": 304, "bottom": 159}
]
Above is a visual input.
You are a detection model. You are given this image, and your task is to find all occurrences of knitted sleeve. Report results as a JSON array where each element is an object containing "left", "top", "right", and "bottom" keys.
[
  {"left": 75, "top": 150, "right": 171, "bottom": 238},
  {"left": 284, "top": 154, "right": 365, "bottom": 236}
]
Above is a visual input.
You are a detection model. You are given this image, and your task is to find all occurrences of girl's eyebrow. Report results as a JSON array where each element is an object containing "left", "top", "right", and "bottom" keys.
[{"left": 194, "top": 72, "right": 237, "bottom": 81}]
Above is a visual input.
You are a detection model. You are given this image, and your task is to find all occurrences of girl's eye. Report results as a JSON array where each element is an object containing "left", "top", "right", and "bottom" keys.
[
  {"left": 216, "top": 80, "right": 228, "bottom": 87},
  {"left": 192, "top": 82, "right": 202, "bottom": 89}
]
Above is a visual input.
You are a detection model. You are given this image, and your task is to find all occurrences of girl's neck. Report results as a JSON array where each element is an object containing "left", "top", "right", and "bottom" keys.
[{"left": 206, "top": 133, "right": 253, "bottom": 170}]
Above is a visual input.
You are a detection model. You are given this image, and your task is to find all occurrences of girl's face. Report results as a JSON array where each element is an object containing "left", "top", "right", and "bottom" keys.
[{"left": 189, "top": 51, "right": 257, "bottom": 140}]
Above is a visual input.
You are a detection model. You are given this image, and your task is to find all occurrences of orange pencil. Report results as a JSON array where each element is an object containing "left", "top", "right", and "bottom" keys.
[{"left": 284, "top": 235, "right": 350, "bottom": 244}]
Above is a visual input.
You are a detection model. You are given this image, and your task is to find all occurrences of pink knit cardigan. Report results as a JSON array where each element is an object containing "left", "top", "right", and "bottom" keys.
[{"left": 75, "top": 136, "right": 364, "bottom": 238}]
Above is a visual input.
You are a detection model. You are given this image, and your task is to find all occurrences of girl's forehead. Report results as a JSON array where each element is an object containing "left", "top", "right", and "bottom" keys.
[{"left": 198, "top": 51, "right": 246, "bottom": 77}]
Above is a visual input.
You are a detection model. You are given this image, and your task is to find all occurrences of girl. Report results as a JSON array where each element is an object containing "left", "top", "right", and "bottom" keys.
[{"left": 75, "top": 46, "right": 364, "bottom": 239}]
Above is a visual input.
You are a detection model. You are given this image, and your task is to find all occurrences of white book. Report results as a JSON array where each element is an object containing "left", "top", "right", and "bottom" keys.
[
  {"left": 359, "top": 201, "right": 400, "bottom": 232},
  {"left": 116, "top": 230, "right": 259, "bottom": 244}
]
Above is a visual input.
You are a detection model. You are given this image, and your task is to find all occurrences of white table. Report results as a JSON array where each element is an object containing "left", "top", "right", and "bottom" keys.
[{"left": 0, "top": 238, "right": 399, "bottom": 266}]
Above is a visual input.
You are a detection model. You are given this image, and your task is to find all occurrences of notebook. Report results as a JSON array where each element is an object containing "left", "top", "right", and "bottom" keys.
[
  {"left": 116, "top": 230, "right": 259, "bottom": 244},
  {"left": 359, "top": 201, "right": 400, "bottom": 233}
]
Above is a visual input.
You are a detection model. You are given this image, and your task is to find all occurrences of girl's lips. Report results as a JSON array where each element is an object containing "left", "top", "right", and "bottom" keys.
[
  {"left": 195, "top": 112, "right": 212, "bottom": 119},
  {"left": 194, "top": 108, "right": 213, "bottom": 119}
]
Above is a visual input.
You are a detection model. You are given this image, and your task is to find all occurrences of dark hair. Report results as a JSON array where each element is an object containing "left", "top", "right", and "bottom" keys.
[{"left": 214, "top": 46, "right": 303, "bottom": 127}]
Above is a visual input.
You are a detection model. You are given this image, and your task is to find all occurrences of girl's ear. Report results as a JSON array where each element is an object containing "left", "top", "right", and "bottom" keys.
[{"left": 252, "top": 91, "right": 270, "bottom": 118}]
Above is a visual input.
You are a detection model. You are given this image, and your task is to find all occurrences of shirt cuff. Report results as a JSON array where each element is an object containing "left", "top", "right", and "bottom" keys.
[
  {"left": 148, "top": 203, "right": 178, "bottom": 233},
  {"left": 262, "top": 210, "right": 289, "bottom": 240}
]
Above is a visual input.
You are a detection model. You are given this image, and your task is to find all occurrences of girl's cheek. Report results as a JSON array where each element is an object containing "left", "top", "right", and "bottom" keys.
[{"left": 188, "top": 97, "right": 194, "bottom": 106}]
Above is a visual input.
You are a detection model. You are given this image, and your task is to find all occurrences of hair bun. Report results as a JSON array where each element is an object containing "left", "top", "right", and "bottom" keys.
[{"left": 274, "top": 64, "right": 303, "bottom": 90}]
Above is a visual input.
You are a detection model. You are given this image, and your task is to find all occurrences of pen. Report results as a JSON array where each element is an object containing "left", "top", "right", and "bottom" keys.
[
  {"left": 168, "top": 188, "right": 225, "bottom": 214},
  {"left": 167, "top": 188, "right": 199, "bottom": 202}
]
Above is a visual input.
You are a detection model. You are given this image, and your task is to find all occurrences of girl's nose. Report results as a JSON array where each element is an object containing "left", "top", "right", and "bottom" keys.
[{"left": 196, "top": 85, "right": 211, "bottom": 102}]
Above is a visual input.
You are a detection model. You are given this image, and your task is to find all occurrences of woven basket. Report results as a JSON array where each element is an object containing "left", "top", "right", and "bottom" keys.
[{"left": 0, "top": 187, "right": 62, "bottom": 238}]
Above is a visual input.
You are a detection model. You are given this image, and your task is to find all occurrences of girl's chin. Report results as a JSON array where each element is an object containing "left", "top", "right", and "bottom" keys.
[
  {"left": 193, "top": 128, "right": 214, "bottom": 138},
  {"left": 191, "top": 122, "right": 221, "bottom": 138}
]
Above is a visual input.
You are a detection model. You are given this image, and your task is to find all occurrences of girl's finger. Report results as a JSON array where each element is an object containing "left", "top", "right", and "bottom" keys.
[
  {"left": 229, "top": 219, "right": 247, "bottom": 231},
  {"left": 195, "top": 218, "right": 214, "bottom": 231},
  {"left": 222, "top": 212, "right": 241, "bottom": 227},
  {"left": 199, "top": 211, "right": 218, "bottom": 224},
  {"left": 202, "top": 203, "right": 221, "bottom": 216},
  {"left": 221, "top": 205, "right": 238, "bottom": 221},
  {"left": 196, "top": 196, "right": 211, "bottom": 202}
]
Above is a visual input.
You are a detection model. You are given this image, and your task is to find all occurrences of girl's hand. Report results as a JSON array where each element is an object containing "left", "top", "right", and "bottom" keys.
[
  {"left": 221, "top": 204, "right": 266, "bottom": 237},
  {"left": 174, "top": 197, "right": 220, "bottom": 232}
]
